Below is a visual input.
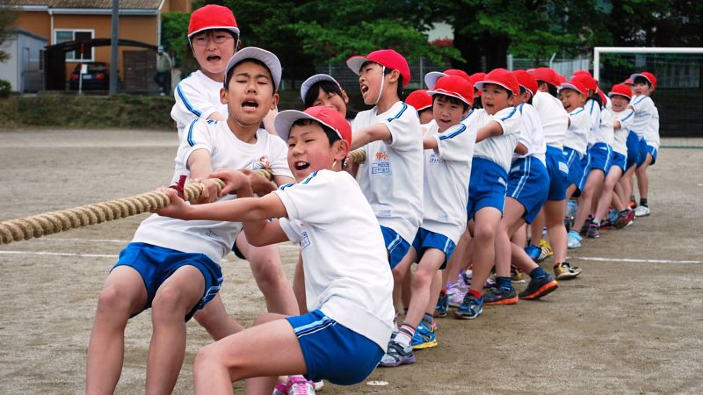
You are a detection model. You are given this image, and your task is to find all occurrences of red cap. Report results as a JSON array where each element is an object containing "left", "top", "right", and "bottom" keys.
[
  {"left": 513, "top": 70, "right": 538, "bottom": 96},
  {"left": 275, "top": 106, "right": 352, "bottom": 146},
  {"left": 424, "top": 69, "right": 470, "bottom": 90},
  {"left": 469, "top": 72, "right": 486, "bottom": 96},
  {"left": 529, "top": 67, "right": 560, "bottom": 88},
  {"left": 572, "top": 73, "right": 597, "bottom": 92},
  {"left": 573, "top": 70, "right": 593, "bottom": 78},
  {"left": 630, "top": 71, "right": 657, "bottom": 90},
  {"left": 608, "top": 83, "right": 632, "bottom": 100},
  {"left": 474, "top": 68, "right": 520, "bottom": 96},
  {"left": 623, "top": 78, "right": 634, "bottom": 85},
  {"left": 556, "top": 73, "right": 567, "bottom": 85},
  {"left": 346, "top": 49, "right": 411, "bottom": 87},
  {"left": 597, "top": 88, "right": 607, "bottom": 104},
  {"left": 558, "top": 77, "right": 588, "bottom": 95},
  {"left": 405, "top": 89, "right": 433, "bottom": 112},
  {"left": 188, "top": 5, "right": 239, "bottom": 39},
  {"left": 428, "top": 75, "right": 473, "bottom": 105}
]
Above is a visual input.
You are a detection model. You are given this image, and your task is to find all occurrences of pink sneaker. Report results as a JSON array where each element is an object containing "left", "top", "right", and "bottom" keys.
[
  {"left": 286, "top": 375, "right": 315, "bottom": 395},
  {"left": 447, "top": 282, "right": 467, "bottom": 307}
]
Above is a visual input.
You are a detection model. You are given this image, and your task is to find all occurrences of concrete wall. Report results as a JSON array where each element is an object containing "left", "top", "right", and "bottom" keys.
[{"left": 0, "top": 30, "right": 46, "bottom": 92}]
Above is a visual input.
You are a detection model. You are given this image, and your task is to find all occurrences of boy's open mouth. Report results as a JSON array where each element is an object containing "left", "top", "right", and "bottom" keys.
[
  {"left": 360, "top": 84, "right": 369, "bottom": 95},
  {"left": 294, "top": 161, "right": 310, "bottom": 170},
  {"left": 242, "top": 100, "right": 259, "bottom": 109},
  {"left": 206, "top": 55, "right": 221, "bottom": 62}
]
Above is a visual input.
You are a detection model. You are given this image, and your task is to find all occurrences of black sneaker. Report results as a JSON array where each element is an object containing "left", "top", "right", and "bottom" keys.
[{"left": 519, "top": 274, "right": 558, "bottom": 300}]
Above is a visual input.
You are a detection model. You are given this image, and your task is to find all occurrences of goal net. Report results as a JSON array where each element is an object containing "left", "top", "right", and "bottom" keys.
[{"left": 594, "top": 47, "right": 703, "bottom": 148}]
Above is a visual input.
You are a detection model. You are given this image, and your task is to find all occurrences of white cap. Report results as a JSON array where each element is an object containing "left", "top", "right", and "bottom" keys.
[
  {"left": 225, "top": 47, "right": 282, "bottom": 90},
  {"left": 423, "top": 71, "right": 447, "bottom": 90},
  {"left": 300, "top": 74, "right": 341, "bottom": 101}
]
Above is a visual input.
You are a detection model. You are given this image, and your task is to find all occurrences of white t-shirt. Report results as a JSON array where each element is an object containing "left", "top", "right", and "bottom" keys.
[
  {"left": 171, "top": 70, "right": 229, "bottom": 182},
  {"left": 420, "top": 120, "right": 475, "bottom": 243},
  {"left": 646, "top": 105, "right": 660, "bottom": 149},
  {"left": 133, "top": 120, "right": 292, "bottom": 263},
  {"left": 630, "top": 95, "right": 657, "bottom": 142},
  {"left": 515, "top": 103, "right": 547, "bottom": 164},
  {"left": 351, "top": 101, "right": 424, "bottom": 244},
  {"left": 275, "top": 170, "right": 394, "bottom": 351},
  {"left": 563, "top": 107, "right": 590, "bottom": 156},
  {"left": 532, "top": 91, "right": 568, "bottom": 149},
  {"left": 471, "top": 107, "right": 522, "bottom": 173},
  {"left": 585, "top": 98, "right": 603, "bottom": 147},
  {"left": 603, "top": 107, "right": 635, "bottom": 155}
]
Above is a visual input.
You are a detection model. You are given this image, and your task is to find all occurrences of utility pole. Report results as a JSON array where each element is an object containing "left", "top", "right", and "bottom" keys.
[{"left": 109, "top": 0, "right": 118, "bottom": 95}]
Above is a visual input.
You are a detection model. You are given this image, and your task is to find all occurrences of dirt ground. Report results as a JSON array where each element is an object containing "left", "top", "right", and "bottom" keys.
[{"left": 0, "top": 129, "right": 701, "bottom": 394}]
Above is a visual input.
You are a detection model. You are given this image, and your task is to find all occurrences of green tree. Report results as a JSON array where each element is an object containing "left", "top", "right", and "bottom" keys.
[
  {"left": 161, "top": 11, "right": 190, "bottom": 66},
  {"left": 0, "top": 10, "right": 18, "bottom": 63}
]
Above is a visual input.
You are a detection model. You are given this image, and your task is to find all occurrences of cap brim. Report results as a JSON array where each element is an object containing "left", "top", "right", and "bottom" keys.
[
  {"left": 346, "top": 56, "right": 369, "bottom": 75},
  {"left": 629, "top": 73, "right": 653, "bottom": 86},
  {"left": 558, "top": 82, "right": 583, "bottom": 94},
  {"left": 188, "top": 26, "right": 240, "bottom": 39},
  {"left": 518, "top": 84, "right": 535, "bottom": 96},
  {"left": 300, "top": 74, "right": 341, "bottom": 101},
  {"left": 423, "top": 71, "right": 446, "bottom": 90},
  {"left": 427, "top": 88, "right": 470, "bottom": 105},
  {"left": 274, "top": 110, "right": 343, "bottom": 142},
  {"left": 608, "top": 92, "right": 630, "bottom": 99},
  {"left": 226, "top": 47, "right": 282, "bottom": 90},
  {"left": 474, "top": 80, "right": 514, "bottom": 95}
]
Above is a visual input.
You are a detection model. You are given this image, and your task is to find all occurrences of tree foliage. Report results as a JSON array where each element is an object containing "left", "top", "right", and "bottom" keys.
[{"left": 0, "top": 10, "right": 19, "bottom": 63}]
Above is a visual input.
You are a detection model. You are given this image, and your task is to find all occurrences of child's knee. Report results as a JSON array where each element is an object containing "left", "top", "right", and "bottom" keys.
[
  {"left": 97, "top": 284, "right": 140, "bottom": 317},
  {"left": 152, "top": 286, "right": 191, "bottom": 317}
]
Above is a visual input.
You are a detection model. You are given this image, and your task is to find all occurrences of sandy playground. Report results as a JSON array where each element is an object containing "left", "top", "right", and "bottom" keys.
[{"left": 0, "top": 129, "right": 702, "bottom": 394}]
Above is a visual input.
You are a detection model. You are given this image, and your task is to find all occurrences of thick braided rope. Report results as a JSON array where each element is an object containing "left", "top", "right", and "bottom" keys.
[
  {"left": 0, "top": 179, "right": 224, "bottom": 245},
  {"left": 0, "top": 152, "right": 367, "bottom": 246}
]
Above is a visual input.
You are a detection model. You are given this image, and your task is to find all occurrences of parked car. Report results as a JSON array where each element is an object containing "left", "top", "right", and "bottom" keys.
[{"left": 69, "top": 62, "right": 109, "bottom": 90}]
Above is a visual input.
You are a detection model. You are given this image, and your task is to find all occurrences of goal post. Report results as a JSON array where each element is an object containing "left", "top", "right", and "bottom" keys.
[{"left": 593, "top": 47, "right": 703, "bottom": 147}]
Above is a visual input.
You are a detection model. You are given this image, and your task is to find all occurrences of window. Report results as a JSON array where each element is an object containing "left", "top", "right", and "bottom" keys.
[{"left": 54, "top": 29, "right": 94, "bottom": 61}]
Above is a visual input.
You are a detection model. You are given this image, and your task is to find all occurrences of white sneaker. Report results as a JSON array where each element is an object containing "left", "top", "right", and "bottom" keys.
[
  {"left": 567, "top": 230, "right": 582, "bottom": 249},
  {"left": 447, "top": 282, "right": 467, "bottom": 307},
  {"left": 634, "top": 205, "right": 650, "bottom": 217},
  {"left": 313, "top": 380, "right": 324, "bottom": 391}
]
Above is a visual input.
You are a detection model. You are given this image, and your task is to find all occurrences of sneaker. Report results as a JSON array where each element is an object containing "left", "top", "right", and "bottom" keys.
[
  {"left": 580, "top": 216, "right": 593, "bottom": 235},
  {"left": 273, "top": 382, "right": 288, "bottom": 395},
  {"left": 286, "top": 375, "right": 316, "bottom": 395},
  {"left": 411, "top": 322, "right": 437, "bottom": 350},
  {"left": 628, "top": 199, "right": 637, "bottom": 209},
  {"left": 553, "top": 262, "right": 582, "bottom": 280},
  {"left": 447, "top": 281, "right": 467, "bottom": 307},
  {"left": 567, "top": 230, "right": 582, "bottom": 249},
  {"left": 587, "top": 223, "right": 600, "bottom": 238},
  {"left": 607, "top": 208, "right": 619, "bottom": 223},
  {"left": 599, "top": 218, "right": 613, "bottom": 229},
  {"left": 510, "top": 265, "right": 525, "bottom": 282},
  {"left": 379, "top": 340, "right": 416, "bottom": 367},
  {"left": 537, "top": 239, "right": 554, "bottom": 262},
  {"left": 434, "top": 290, "right": 449, "bottom": 318},
  {"left": 525, "top": 244, "right": 541, "bottom": 262},
  {"left": 483, "top": 286, "right": 519, "bottom": 305},
  {"left": 566, "top": 200, "right": 578, "bottom": 218},
  {"left": 518, "top": 274, "right": 559, "bottom": 300},
  {"left": 313, "top": 380, "right": 324, "bottom": 391},
  {"left": 564, "top": 215, "right": 574, "bottom": 232},
  {"left": 454, "top": 292, "right": 484, "bottom": 320},
  {"left": 635, "top": 205, "right": 650, "bottom": 217}
]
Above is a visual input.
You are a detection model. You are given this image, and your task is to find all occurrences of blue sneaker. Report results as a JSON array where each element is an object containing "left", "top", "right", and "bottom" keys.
[
  {"left": 525, "top": 244, "right": 541, "bottom": 262},
  {"left": 379, "top": 339, "right": 416, "bottom": 367},
  {"left": 434, "top": 290, "right": 448, "bottom": 318},
  {"left": 567, "top": 230, "right": 582, "bottom": 249},
  {"left": 566, "top": 200, "right": 578, "bottom": 217},
  {"left": 411, "top": 322, "right": 437, "bottom": 350},
  {"left": 454, "top": 292, "right": 483, "bottom": 320}
]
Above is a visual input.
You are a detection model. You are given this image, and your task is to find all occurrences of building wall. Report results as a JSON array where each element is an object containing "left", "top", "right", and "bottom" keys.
[
  {"left": 12, "top": 11, "right": 158, "bottom": 82},
  {"left": 0, "top": 37, "right": 19, "bottom": 90}
]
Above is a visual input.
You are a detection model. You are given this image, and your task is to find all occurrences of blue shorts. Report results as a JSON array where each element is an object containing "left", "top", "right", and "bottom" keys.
[
  {"left": 626, "top": 131, "right": 644, "bottom": 169},
  {"left": 466, "top": 158, "right": 508, "bottom": 220},
  {"left": 578, "top": 143, "right": 613, "bottom": 191},
  {"left": 646, "top": 144, "right": 658, "bottom": 166},
  {"left": 286, "top": 309, "right": 384, "bottom": 385},
  {"left": 411, "top": 227, "right": 455, "bottom": 269},
  {"left": 507, "top": 156, "right": 549, "bottom": 224},
  {"left": 563, "top": 146, "right": 585, "bottom": 191},
  {"left": 380, "top": 226, "right": 411, "bottom": 269},
  {"left": 113, "top": 242, "right": 223, "bottom": 321},
  {"left": 610, "top": 151, "right": 627, "bottom": 172},
  {"left": 545, "top": 145, "right": 569, "bottom": 201}
]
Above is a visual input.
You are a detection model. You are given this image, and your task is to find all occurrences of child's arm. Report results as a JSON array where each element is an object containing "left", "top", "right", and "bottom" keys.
[
  {"left": 514, "top": 142, "right": 528, "bottom": 155},
  {"left": 187, "top": 149, "right": 220, "bottom": 204},
  {"left": 350, "top": 123, "right": 392, "bottom": 150},
  {"left": 423, "top": 135, "right": 438, "bottom": 150},
  {"left": 475, "top": 120, "right": 503, "bottom": 143}
]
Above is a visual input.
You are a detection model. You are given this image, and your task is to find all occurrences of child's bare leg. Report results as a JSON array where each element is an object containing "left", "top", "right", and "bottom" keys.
[
  {"left": 565, "top": 184, "right": 577, "bottom": 201},
  {"left": 443, "top": 226, "right": 471, "bottom": 287},
  {"left": 405, "top": 250, "right": 444, "bottom": 327},
  {"left": 194, "top": 295, "right": 245, "bottom": 341},
  {"left": 622, "top": 166, "right": 636, "bottom": 202},
  {"left": 86, "top": 266, "right": 147, "bottom": 395},
  {"left": 392, "top": 250, "right": 416, "bottom": 314},
  {"left": 469, "top": 208, "right": 502, "bottom": 295},
  {"left": 544, "top": 200, "right": 567, "bottom": 264},
  {"left": 594, "top": 167, "right": 623, "bottom": 221},
  {"left": 401, "top": 263, "right": 412, "bottom": 312},
  {"left": 238, "top": 233, "right": 299, "bottom": 316},
  {"left": 529, "top": 210, "right": 544, "bottom": 247},
  {"left": 146, "top": 265, "right": 205, "bottom": 395},
  {"left": 293, "top": 253, "right": 307, "bottom": 314},
  {"left": 193, "top": 314, "right": 306, "bottom": 395},
  {"left": 513, "top": 223, "right": 528, "bottom": 247},
  {"left": 636, "top": 154, "right": 653, "bottom": 200},
  {"left": 428, "top": 270, "right": 443, "bottom": 314},
  {"left": 573, "top": 171, "right": 605, "bottom": 230}
]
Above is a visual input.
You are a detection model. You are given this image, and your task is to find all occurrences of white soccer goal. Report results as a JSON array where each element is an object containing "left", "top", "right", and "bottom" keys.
[{"left": 593, "top": 47, "right": 703, "bottom": 148}]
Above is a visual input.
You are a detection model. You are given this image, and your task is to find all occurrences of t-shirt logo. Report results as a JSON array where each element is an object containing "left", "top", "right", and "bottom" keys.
[
  {"left": 248, "top": 156, "right": 271, "bottom": 170},
  {"left": 300, "top": 230, "right": 311, "bottom": 249},
  {"left": 429, "top": 153, "right": 443, "bottom": 165},
  {"left": 371, "top": 151, "right": 391, "bottom": 175}
]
